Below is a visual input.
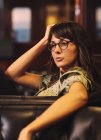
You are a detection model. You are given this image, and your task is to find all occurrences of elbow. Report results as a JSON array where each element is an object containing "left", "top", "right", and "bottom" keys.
[
  {"left": 5, "top": 69, "right": 11, "bottom": 78},
  {"left": 5, "top": 69, "right": 17, "bottom": 81},
  {"left": 79, "top": 92, "right": 88, "bottom": 106}
]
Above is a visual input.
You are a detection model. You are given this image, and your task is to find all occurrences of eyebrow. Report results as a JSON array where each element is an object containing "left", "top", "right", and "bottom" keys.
[
  {"left": 59, "top": 37, "right": 71, "bottom": 42},
  {"left": 50, "top": 39, "right": 70, "bottom": 43}
]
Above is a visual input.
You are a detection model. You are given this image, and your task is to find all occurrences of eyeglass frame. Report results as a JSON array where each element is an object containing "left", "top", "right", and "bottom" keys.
[{"left": 48, "top": 39, "right": 72, "bottom": 52}]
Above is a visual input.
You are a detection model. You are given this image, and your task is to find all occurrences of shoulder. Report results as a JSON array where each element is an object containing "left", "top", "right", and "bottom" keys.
[
  {"left": 60, "top": 67, "right": 89, "bottom": 81},
  {"left": 59, "top": 67, "right": 92, "bottom": 95}
]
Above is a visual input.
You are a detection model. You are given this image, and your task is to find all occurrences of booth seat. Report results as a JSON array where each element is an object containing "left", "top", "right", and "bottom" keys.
[{"left": 0, "top": 95, "right": 101, "bottom": 140}]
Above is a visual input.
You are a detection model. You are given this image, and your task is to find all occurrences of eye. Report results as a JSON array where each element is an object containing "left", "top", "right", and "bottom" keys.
[
  {"left": 60, "top": 41, "right": 68, "bottom": 46},
  {"left": 62, "top": 42, "right": 67, "bottom": 45},
  {"left": 49, "top": 42, "right": 56, "bottom": 51},
  {"left": 50, "top": 42, "right": 56, "bottom": 47}
]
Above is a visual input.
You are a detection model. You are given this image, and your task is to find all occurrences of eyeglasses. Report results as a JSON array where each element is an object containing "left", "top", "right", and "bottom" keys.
[{"left": 48, "top": 39, "right": 71, "bottom": 52}]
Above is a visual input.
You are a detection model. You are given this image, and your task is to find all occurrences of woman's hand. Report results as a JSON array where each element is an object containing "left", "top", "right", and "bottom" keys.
[
  {"left": 44, "top": 24, "right": 55, "bottom": 40},
  {"left": 18, "top": 127, "right": 33, "bottom": 140}
]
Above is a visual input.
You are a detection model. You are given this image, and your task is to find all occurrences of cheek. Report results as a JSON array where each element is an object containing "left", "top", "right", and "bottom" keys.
[{"left": 65, "top": 48, "right": 78, "bottom": 58}]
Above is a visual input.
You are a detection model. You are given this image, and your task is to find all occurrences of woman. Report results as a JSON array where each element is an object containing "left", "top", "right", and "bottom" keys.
[{"left": 5, "top": 21, "right": 101, "bottom": 140}]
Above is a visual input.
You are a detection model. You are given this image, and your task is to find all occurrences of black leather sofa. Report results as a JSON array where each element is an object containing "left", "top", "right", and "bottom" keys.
[{"left": 0, "top": 95, "right": 101, "bottom": 140}]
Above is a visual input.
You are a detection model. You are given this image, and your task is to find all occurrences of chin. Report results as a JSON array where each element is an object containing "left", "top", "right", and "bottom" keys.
[
  {"left": 56, "top": 63, "right": 75, "bottom": 70},
  {"left": 56, "top": 63, "right": 68, "bottom": 68}
]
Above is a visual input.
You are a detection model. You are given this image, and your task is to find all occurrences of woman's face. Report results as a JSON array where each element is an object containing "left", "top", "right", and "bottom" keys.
[{"left": 50, "top": 35, "right": 78, "bottom": 72}]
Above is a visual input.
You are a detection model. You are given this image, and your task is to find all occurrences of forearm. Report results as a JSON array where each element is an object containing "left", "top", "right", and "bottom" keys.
[
  {"left": 18, "top": 83, "right": 88, "bottom": 140},
  {"left": 26, "top": 92, "right": 87, "bottom": 134},
  {"left": 5, "top": 37, "right": 47, "bottom": 78}
]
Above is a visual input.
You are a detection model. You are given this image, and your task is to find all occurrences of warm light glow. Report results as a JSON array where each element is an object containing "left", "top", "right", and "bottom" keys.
[
  {"left": 46, "top": 15, "right": 59, "bottom": 25},
  {"left": 46, "top": 5, "right": 59, "bottom": 26}
]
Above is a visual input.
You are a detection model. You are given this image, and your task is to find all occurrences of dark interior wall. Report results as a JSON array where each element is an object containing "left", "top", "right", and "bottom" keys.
[
  {"left": 75, "top": 0, "right": 101, "bottom": 70},
  {"left": 85, "top": 0, "right": 101, "bottom": 70},
  {"left": 86, "top": 0, "right": 101, "bottom": 54}
]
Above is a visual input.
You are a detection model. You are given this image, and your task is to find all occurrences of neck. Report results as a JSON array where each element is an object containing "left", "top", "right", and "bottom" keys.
[
  {"left": 59, "top": 63, "right": 79, "bottom": 76},
  {"left": 60, "top": 68, "right": 68, "bottom": 77}
]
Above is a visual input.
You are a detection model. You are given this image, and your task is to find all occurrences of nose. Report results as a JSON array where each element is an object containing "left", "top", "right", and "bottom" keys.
[{"left": 54, "top": 44, "right": 61, "bottom": 53}]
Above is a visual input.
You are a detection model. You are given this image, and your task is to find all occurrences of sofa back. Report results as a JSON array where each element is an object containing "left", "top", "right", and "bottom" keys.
[{"left": 0, "top": 95, "right": 101, "bottom": 140}]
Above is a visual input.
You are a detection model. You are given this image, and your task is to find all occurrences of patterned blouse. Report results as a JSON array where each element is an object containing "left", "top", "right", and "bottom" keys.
[{"left": 35, "top": 67, "right": 93, "bottom": 96}]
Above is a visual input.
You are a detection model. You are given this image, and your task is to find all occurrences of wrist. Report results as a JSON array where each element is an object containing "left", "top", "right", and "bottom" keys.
[
  {"left": 22, "top": 126, "right": 33, "bottom": 139},
  {"left": 41, "top": 37, "right": 48, "bottom": 45},
  {"left": 26, "top": 123, "right": 36, "bottom": 134}
]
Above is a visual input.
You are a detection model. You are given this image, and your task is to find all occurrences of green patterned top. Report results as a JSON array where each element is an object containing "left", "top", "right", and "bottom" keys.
[{"left": 35, "top": 67, "right": 93, "bottom": 96}]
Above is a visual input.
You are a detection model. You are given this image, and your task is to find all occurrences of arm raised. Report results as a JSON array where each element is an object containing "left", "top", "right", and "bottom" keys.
[{"left": 5, "top": 25, "right": 53, "bottom": 89}]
